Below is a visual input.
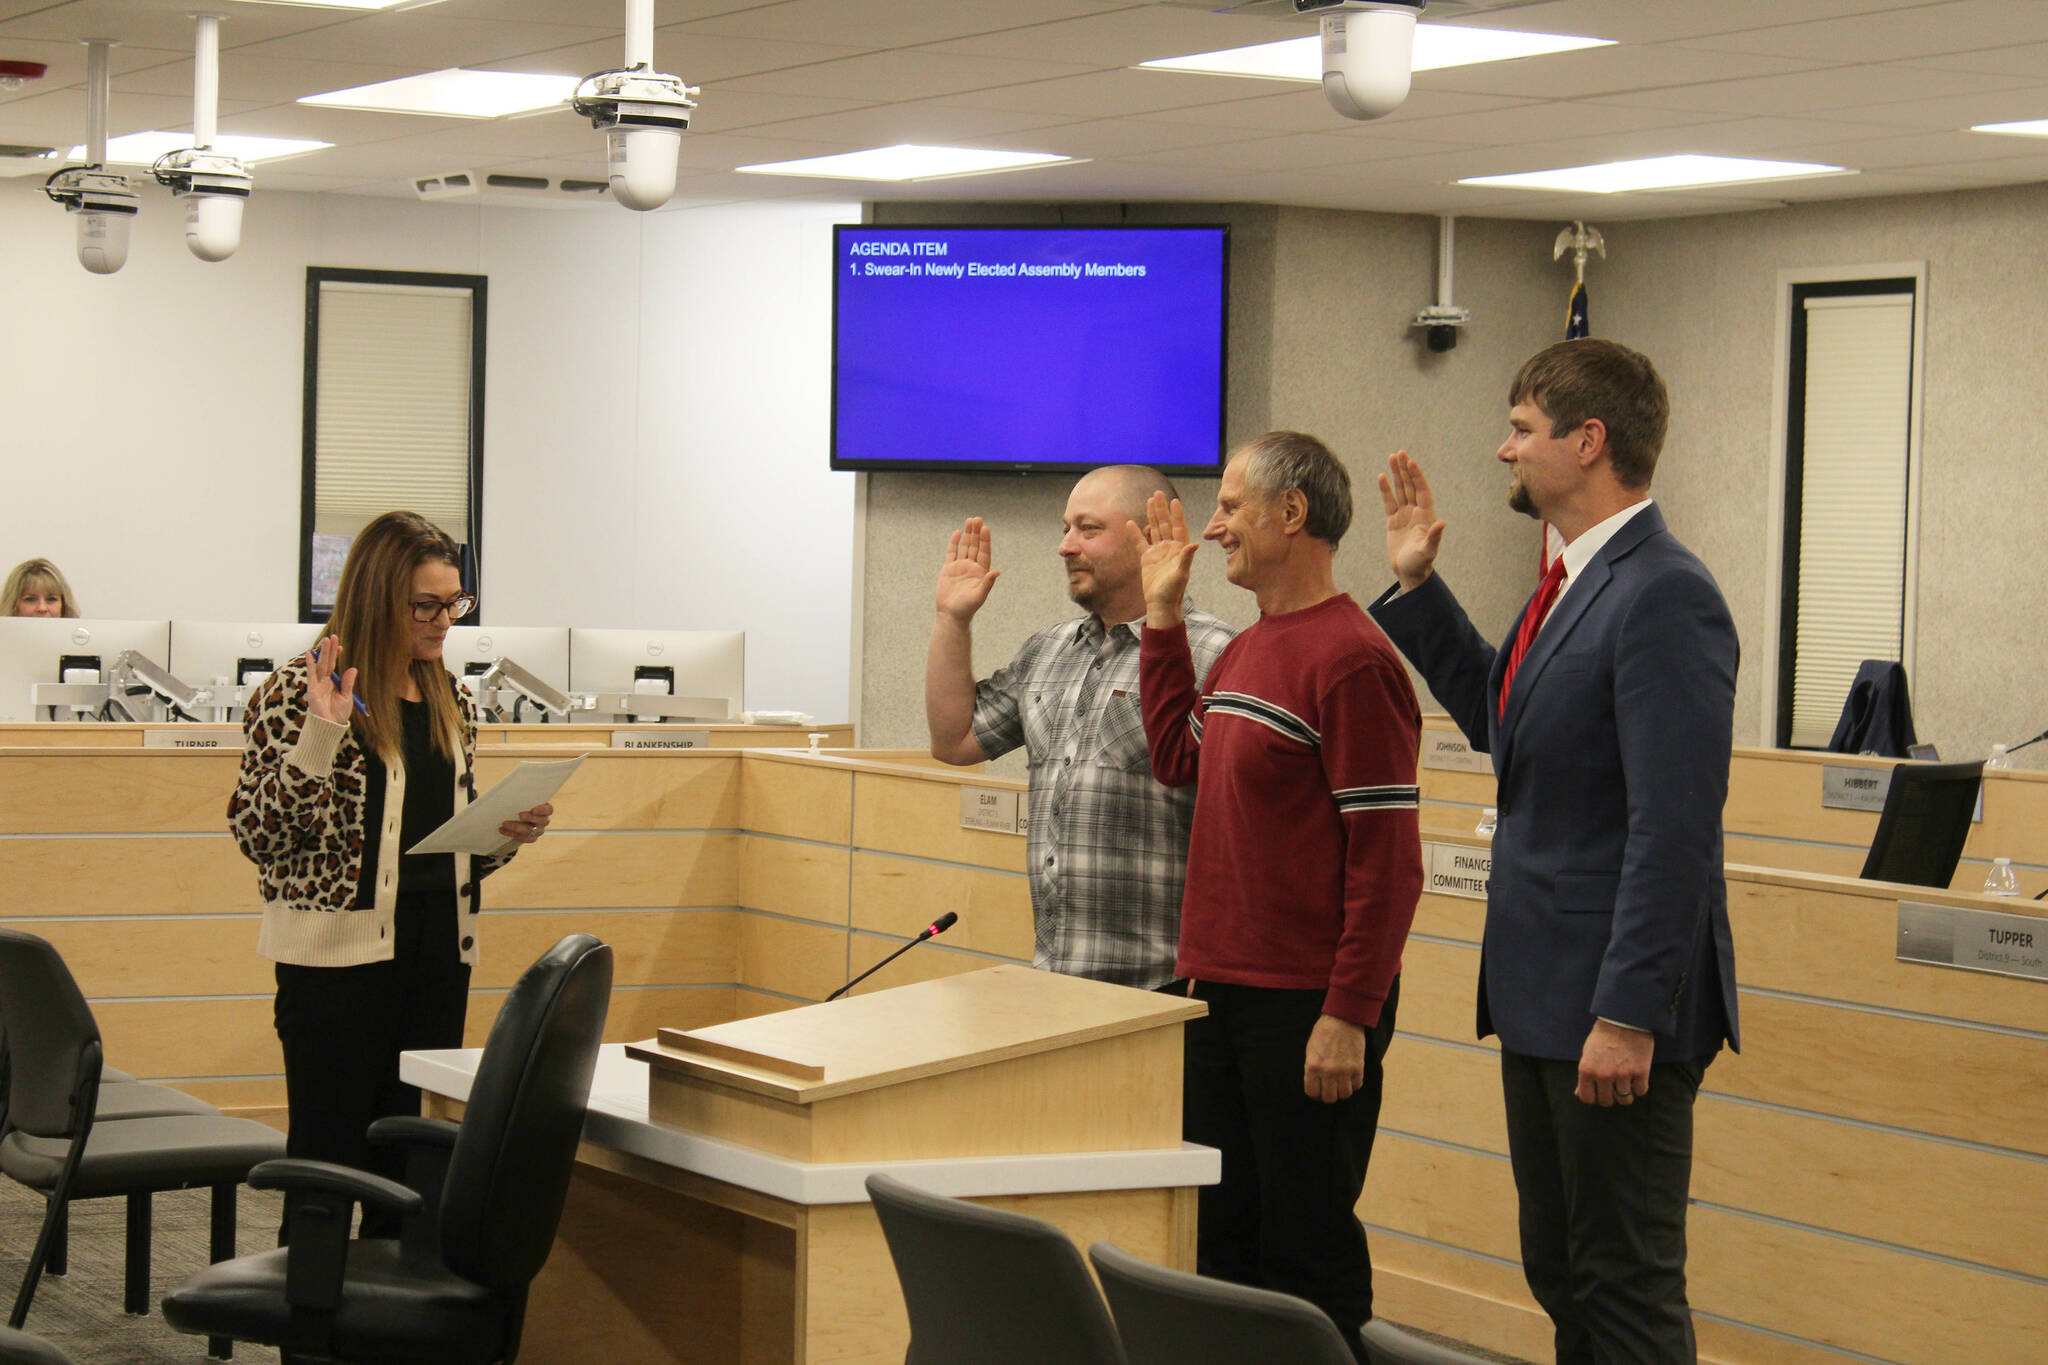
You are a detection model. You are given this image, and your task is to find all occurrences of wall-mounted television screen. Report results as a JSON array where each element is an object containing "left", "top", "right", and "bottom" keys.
[{"left": 831, "top": 224, "right": 1228, "bottom": 475}]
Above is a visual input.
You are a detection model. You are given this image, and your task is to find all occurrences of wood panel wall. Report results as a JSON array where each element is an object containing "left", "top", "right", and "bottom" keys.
[
  {"left": 1418, "top": 718, "right": 2048, "bottom": 897},
  {"left": 5, "top": 741, "right": 2041, "bottom": 1365}
]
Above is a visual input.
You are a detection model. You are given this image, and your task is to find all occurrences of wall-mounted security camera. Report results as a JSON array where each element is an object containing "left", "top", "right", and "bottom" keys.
[
  {"left": 42, "top": 165, "right": 138, "bottom": 274},
  {"left": 152, "top": 147, "right": 251, "bottom": 262},
  {"left": 1295, "top": 0, "right": 1425, "bottom": 121},
  {"left": 1412, "top": 304, "right": 1470, "bottom": 352}
]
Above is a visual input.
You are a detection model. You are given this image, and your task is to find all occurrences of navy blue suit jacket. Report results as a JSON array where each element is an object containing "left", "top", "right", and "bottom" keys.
[{"left": 1371, "top": 505, "right": 1740, "bottom": 1062}]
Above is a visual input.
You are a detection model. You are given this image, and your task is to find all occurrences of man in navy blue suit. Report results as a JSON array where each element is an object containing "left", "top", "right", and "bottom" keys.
[{"left": 1369, "top": 339, "right": 1738, "bottom": 1365}]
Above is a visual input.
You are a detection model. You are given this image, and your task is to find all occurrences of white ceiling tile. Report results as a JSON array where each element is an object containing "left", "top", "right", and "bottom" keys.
[
  {"left": 0, "top": 0, "right": 341, "bottom": 50},
  {"left": 736, "top": 101, "right": 1079, "bottom": 148},
  {"left": 1130, "top": 127, "right": 1473, "bottom": 174},
  {"left": 500, "top": 32, "right": 871, "bottom": 84},
  {"left": 1767, "top": 127, "right": 2048, "bottom": 170},
  {"left": 1389, "top": 99, "right": 1700, "bottom": 146},
  {"left": 1453, "top": 0, "right": 1965, "bottom": 47},
  {"left": 1140, "top": 87, "right": 1526, "bottom": 135},
  {"left": 923, "top": 6, "right": 1304, "bottom": 68},
  {"left": 0, "top": 87, "right": 265, "bottom": 143},
  {"left": 0, "top": 38, "right": 187, "bottom": 103},
  {"left": 114, "top": 54, "right": 422, "bottom": 106},
  {"left": 1815, "top": 85, "right": 2048, "bottom": 130},
  {"left": 925, "top": 67, "right": 1297, "bottom": 120},
  {"left": 1674, "top": 0, "right": 2048, "bottom": 63},
  {"left": 236, "top": 13, "right": 615, "bottom": 67},
  {"left": 1898, "top": 39, "right": 2048, "bottom": 79},
  {"left": 673, "top": 0, "right": 1141, "bottom": 52},
  {"left": 716, "top": 49, "right": 1098, "bottom": 103},
  {"left": 677, "top": 89, "right": 872, "bottom": 136},
  {"left": 1594, "top": 61, "right": 2038, "bottom": 115},
  {"left": 1412, "top": 40, "right": 1822, "bottom": 101},
  {"left": 1018, "top": 116, "right": 1263, "bottom": 159},
  {"left": 434, "top": 0, "right": 770, "bottom": 24}
]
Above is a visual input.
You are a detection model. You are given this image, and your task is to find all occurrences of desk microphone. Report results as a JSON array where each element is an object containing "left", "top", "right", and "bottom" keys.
[
  {"left": 2005, "top": 725, "right": 2048, "bottom": 755},
  {"left": 827, "top": 913, "right": 959, "bottom": 1001}
]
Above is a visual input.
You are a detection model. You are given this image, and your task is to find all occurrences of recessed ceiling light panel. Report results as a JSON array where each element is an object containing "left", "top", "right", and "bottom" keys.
[
  {"left": 1972, "top": 119, "right": 2048, "bottom": 137},
  {"left": 1459, "top": 154, "right": 1850, "bottom": 194},
  {"left": 737, "top": 145, "right": 1077, "bottom": 183},
  {"left": 300, "top": 69, "right": 578, "bottom": 119},
  {"left": 1138, "top": 25, "right": 1611, "bottom": 82},
  {"left": 69, "top": 132, "right": 332, "bottom": 164}
]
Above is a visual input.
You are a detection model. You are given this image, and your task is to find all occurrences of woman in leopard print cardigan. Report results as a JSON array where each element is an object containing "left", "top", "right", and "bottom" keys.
[{"left": 228, "top": 512, "right": 554, "bottom": 1234}]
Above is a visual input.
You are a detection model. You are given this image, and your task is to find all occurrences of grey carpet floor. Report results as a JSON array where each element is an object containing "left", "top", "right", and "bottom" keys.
[{"left": 0, "top": 1181, "right": 283, "bottom": 1364}]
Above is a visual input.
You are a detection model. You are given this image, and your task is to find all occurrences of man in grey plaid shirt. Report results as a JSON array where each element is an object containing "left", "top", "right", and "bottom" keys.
[{"left": 926, "top": 465, "right": 1235, "bottom": 990}]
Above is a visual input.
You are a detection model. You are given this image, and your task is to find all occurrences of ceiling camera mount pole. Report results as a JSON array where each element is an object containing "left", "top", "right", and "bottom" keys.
[
  {"left": 1412, "top": 213, "right": 1471, "bottom": 352},
  {"left": 84, "top": 38, "right": 109, "bottom": 163}
]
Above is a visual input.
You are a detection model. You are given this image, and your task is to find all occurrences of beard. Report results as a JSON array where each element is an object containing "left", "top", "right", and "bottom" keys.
[{"left": 1508, "top": 476, "right": 1538, "bottom": 518}]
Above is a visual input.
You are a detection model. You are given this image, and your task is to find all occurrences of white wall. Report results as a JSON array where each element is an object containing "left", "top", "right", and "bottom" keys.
[{"left": 0, "top": 181, "right": 861, "bottom": 723}]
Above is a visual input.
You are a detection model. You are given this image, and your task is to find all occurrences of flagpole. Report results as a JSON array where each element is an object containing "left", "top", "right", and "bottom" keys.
[{"left": 1544, "top": 222, "right": 1606, "bottom": 570}]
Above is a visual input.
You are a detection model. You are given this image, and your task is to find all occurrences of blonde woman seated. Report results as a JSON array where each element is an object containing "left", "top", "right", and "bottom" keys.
[
  {"left": 227, "top": 511, "right": 553, "bottom": 1236},
  {"left": 5, "top": 559, "right": 79, "bottom": 617}
]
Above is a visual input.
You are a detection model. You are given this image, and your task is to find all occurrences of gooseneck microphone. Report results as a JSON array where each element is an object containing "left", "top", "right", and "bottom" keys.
[
  {"left": 2006, "top": 726, "right": 2048, "bottom": 755},
  {"left": 826, "top": 912, "right": 959, "bottom": 1001}
]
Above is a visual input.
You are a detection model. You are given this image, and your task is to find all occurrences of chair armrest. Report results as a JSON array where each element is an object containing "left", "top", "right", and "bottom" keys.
[
  {"left": 366, "top": 1115, "right": 459, "bottom": 1151},
  {"left": 248, "top": 1158, "right": 425, "bottom": 1216}
]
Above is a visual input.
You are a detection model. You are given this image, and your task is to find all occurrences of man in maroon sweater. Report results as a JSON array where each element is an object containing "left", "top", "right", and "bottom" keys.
[{"left": 1135, "top": 430, "right": 1424, "bottom": 1359}]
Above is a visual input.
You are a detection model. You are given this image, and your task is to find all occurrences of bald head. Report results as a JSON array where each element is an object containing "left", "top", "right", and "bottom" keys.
[{"left": 1073, "top": 464, "right": 1180, "bottom": 529}]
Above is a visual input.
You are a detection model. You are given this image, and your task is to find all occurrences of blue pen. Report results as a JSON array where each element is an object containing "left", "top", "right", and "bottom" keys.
[{"left": 306, "top": 650, "right": 371, "bottom": 717}]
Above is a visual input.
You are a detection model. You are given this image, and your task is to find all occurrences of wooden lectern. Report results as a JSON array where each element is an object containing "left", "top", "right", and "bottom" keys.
[{"left": 495, "top": 965, "right": 1209, "bottom": 1365}]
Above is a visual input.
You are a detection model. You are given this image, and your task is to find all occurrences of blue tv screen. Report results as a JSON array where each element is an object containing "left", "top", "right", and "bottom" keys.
[{"left": 831, "top": 225, "right": 1229, "bottom": 474}]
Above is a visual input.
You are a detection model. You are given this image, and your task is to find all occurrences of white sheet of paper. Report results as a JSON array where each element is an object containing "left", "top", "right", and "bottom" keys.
[{"left": 406, "top": 756, "right": 587, "bottom": 856}]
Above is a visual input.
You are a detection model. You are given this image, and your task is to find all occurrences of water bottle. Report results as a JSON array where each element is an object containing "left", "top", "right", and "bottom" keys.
[
  {"left": 1982, "top": 857, "right": 2020, "bottom": 897},
  {"left": 1987, "top": 744, "right": 2012, "bottom": 770},
  {"left": 1474, "top": 807, "right": 1498, "bottom": 836}
]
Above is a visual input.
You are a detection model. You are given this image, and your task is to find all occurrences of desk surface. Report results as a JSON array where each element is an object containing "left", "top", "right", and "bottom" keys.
[{"left": 402, "top": 1044, "right": 1217, "bottom": 1207}]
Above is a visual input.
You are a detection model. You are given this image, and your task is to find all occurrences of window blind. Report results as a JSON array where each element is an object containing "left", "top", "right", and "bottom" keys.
[
  {"left": 312, "top": 280, "right": 474, "bottom": 542},
  {"left": 1788, "top": 292, "right": 1914, "bottom": 748}
]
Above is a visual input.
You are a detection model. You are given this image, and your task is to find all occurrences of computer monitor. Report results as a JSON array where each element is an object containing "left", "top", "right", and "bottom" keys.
[
  {"left": 1859, "top": 759, "right": 1984, "bottom": 889},
  {"left": 169, "top": 621, "right": 325, "bottom": 690},
  {"left": 443, "top": 627, "right": 572, "bottom": 693},
  {"left": 0, "top": 618, "right": 174, "bottom": 722},
  {"left": 568, "top": 629, "right": 745, "bottom": 713}
]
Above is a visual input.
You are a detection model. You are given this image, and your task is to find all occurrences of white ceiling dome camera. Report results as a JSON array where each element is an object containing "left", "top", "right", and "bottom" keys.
[
  {"left": 576, "top": 67, "right": 697, "bottom": 212},
  {"left": 153, "top": 147, "right": 252, "bottom": 262},
  {"left": 43, "top": 166, "right": 138, "bottom": 274},
  {"left": 1295, "top": 0, "right": 1425, "bottom": 122}
]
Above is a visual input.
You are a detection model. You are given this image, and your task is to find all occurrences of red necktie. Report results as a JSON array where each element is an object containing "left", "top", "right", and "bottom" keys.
[{"left": 1498, "top": 557, "right": 1568, "bottom": 720}]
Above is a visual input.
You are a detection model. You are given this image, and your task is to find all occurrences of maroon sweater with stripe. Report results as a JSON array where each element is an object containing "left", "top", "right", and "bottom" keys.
[{"left": 1140, "top": 595, "right": 1423, "bottom": 1026}]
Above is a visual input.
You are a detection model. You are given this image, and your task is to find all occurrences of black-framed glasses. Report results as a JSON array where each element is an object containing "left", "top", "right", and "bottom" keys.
[{"left": 410, "top": 594, "right": 477, "bottom": 623}]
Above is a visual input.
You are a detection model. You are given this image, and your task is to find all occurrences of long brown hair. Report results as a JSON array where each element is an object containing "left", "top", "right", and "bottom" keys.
[
  {"left": 321, "top": 512, "right": 464, "bottom": 764},
  {"left": 4, "top": 558, "right": 81, "bottom": 617}
]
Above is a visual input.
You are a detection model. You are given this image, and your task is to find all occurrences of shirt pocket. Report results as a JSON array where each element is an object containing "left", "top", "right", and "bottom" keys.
[{"left": 1095, "top": 692, "right": 1152, "bottom": 772}]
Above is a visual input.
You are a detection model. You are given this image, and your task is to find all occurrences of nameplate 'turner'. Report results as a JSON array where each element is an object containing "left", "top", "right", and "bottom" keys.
[
  {"left": 1420, "top": 731, "right": 1493, "bottom": 775},
  {"left": 611, "top": 730, "right": 711, "bottom": 750},
  {"left": 1897, "top": 900, "right": 2048, "bottom": 983},
  {"left": 143, "top": 728, "right": 241, "bottom": 749},
  {"left": 1424, "top": 841, "right": 1492, "bottom": 901},
  {"left": 1821, "top": 764, "right": 1891, "bottom": 812},
  {"left": 959, "top": 786, "right": 1025, "bottom": 836}
]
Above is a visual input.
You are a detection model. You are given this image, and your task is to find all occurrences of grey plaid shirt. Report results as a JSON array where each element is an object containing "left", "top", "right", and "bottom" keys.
[{"left": 971, "top": 606, "right": 1235, "bottom": 988}]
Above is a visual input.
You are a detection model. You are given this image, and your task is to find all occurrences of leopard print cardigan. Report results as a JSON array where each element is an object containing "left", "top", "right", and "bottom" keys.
[{"left": 228, "top": 654, "right": 512, "bottom": 968}]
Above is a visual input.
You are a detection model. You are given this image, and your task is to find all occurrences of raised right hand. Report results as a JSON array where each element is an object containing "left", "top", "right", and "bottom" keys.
[
  {"left": 1130, "top": 491, "right": 1198, "bottom": 623},
  {"left": 304, "top": 637, "right": 358, "bottom": 726},
  {"left": 1378, "top": 449, "right": 1448, "bottom": 590},
  {"left": 935, "top": 517, "right": 1000, "bottom": 622}
]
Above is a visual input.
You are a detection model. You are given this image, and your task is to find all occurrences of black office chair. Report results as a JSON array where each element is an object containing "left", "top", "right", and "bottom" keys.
[
  {"left": 161, "top": 933, "right": 613, "bottom": 1365},
  {"left": 1359, "top": 1320, "right": 1500, "bottom": 1365},
  {"left": 1089, "top": 1240, "right": 1355, "bottom": 1365},
  {"left": 865, "top": 1172, "right": 1126, "bottom": 1365},
  {"left": 0, "top": 929, "right": 286, "bottom": 1347},
  {"left": 0, "top": 1327, "right": 73, "bottom": 1365},
  {"left": 1859, "top": 759, "right": 1984, "bottom": 888}
]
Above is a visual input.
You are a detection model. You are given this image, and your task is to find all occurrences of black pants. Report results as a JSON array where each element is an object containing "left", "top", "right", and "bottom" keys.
[
  {"left": 1184, "top": 977, "right": 1399, "bottom": 1362},
  {"left": 274, "top": 891, "right": 470, "bottom": 1239},
  {"left": 1499, "top": 1048, "right": 1710, "bottom": 1365}
]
